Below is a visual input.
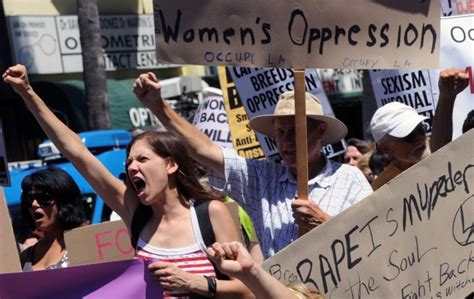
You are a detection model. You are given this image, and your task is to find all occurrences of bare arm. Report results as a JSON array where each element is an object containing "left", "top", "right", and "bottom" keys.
[
  {"left": 3, "top": 65, "right": 136, "bottom": 223},
  {"left": 207, "top": 242, "right": 298, "bottom": 299},
  {"left": 431, "top": 68, "right": 470, "bottom": 152},
  {"left": 133, "top": 73, "right": 225, "bottom": 177}
]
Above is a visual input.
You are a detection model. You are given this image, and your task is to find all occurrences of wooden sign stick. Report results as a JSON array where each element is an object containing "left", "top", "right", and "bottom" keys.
[{"left": 293, "top": 69, "right": 310, "bottom": 237}]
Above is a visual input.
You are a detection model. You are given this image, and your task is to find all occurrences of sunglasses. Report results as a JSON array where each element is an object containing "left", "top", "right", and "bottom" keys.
[{"left": 26, "top": 192, "right": 55, "bottom": 207}]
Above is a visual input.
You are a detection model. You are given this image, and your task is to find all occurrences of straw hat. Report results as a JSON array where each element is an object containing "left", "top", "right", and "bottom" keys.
[{"left": 249, "top": 91, "right": 348, "bottom": 145}]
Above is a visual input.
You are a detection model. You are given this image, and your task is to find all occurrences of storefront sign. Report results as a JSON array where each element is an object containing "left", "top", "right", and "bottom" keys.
[{"left": 7, "top": 15, "right": 171, "bottom": 74}]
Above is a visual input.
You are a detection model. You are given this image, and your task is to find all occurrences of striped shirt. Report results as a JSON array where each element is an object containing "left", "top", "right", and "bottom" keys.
[
  {"left": 136, "top": 241, "right": 216, "bottom": 299},
  {"left": 135, "top": 203, "right": 216, "bottom": 299},
  {"left": 209, "top": 148, "right": 373, "bottom": 258}
]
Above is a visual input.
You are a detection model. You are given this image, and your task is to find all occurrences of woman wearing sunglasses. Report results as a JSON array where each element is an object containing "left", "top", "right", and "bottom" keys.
[
  {"left": 5, "top": 65, "right": 252, "bottom": 298},
  {"left": 20, "top": 167, "right": 85, "bottom": 271}
]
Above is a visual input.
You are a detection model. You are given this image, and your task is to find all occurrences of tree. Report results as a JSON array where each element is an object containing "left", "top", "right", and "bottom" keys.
[{"left": 77, "top": 0, "right": 111, "bottom": 130}]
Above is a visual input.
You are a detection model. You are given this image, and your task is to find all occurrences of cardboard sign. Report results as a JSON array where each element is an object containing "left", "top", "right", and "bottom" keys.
[
  {"left": 218, "top": 66, "right": 265, "bottom": 159},
  {"left": 153, "top": 0, "right": 440, "bottom": 69},
  {"left": 65, "top": 220, "right": 134, "bottom": 266},
  {"left": 262, "top": 130, "right": 474, "bottom": 298},
  {"left": 230, "top": 67, "right": 345, "bottom": 160},
  {"left": 369, "top": 70, "right": 437, "bottom": 135},
  {"left": 0, "top": 187, "right": 21, "bottom": 273}
]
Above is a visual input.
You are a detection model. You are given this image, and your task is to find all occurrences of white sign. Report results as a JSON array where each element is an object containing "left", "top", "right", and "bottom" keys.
[
  {"left": 193, "top": 93, "right": 233, "bottom": 149},
  {"left": 7, "top": 15, "right": 171, "bottom": 74},
  {"left": 434, "top": 14, "right": 474, "bottom": 139},
  {"left": 369, "top": 70, "right": 437, "bottom": 135},
  {"left": 230, "top": 68, "right": 345, "bottom": 160}
]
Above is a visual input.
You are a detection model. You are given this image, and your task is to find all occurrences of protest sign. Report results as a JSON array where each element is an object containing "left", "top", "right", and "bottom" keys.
[
  {"left": 65, "top": 220, "right": 134, "bottom": 266},
  {"left": 218, "top": 66, "right": 265, "bottom": 159},
  {"left": 0, "top": 187, "right": 21, "bottom": 273},
  {"left": 154, "top": 0, "right": 440, "bottom": 69},
  {"left": 369, "top": 70, "right": 437, "bottom": 135},
  {"left": 193, "top": 89, "right": 233, "bottom": 148},
  {"left": 0, "top": 120, "right": 10, "bottom": 186},
  {"left": 230, "top": 67, "right": 345, "bottom": 160},
  {"left": 0, "top": 259, "right": 163, "bottom": 299},
  {"left": 262, "top": 130, "right": 474, "bottom": 298},
  {"left": 434, "top": 14, "right": 474, "bottom": 138}
]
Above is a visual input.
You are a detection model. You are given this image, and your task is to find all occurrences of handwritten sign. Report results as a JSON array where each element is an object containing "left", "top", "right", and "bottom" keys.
[
  {"left": 153, "top": 0, "right": 440, "bottom": 69},
  {"left": 218, "top": 67, "right": 265, "bottom": 159},
  {"left": 65, "top": 220, "right": 134, "bottom": 266},
  {"left": 369, "top": 70, "right": 436, "bottom": 135},
  {"left": 230, "top": 67, "right": 346, "bottom": 160},
  {"left": 0, "top": 187, "right": 21, "bottom": 273},
  {"left": 262, "top": 130, "right": 474, "bottom": 298}
]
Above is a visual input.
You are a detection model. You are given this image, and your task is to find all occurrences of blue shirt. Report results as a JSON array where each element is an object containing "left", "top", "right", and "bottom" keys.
[{"left": 209, "top": 148, "right": 373, "bottom": 258}]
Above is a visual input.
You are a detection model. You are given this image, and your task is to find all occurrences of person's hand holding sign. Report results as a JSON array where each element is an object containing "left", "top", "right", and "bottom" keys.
[{"left": 291, "top": 198, "right": 331, "bottom": 230}]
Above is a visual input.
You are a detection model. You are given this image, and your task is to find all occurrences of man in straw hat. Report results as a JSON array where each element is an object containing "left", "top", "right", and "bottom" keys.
[{"left": 133, "top": 73, "right": 372, "bottom": 258}]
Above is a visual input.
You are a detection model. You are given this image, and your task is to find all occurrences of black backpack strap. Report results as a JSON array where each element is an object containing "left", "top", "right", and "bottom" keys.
[
  {"left": 130, "top": 204, "right": 153, "bottom": 250},
  {"left": 194, "top": 199, "right": 230, "bottom": 281},
  {"left": 194, "top": 200, "right": 216, "bottom": 247}
]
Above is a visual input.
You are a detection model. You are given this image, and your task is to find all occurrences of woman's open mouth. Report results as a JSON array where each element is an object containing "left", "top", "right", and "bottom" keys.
[{"left": 132, "top": 177, "right": 146, "bottom": 195}]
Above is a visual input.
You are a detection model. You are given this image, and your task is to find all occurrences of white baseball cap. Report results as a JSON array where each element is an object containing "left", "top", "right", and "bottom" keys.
[{"left": 370, "top": 102, "right": 427, "bottom": 143}]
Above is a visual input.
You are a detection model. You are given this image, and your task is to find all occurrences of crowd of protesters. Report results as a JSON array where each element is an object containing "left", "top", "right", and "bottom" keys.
[{"left": 2, "top": 64, "right": 471, "bottom": 298}]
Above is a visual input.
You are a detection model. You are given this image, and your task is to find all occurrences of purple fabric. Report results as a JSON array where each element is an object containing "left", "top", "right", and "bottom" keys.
[{"left": 0, "top": 259, "right": 163, "bottom": 299}]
